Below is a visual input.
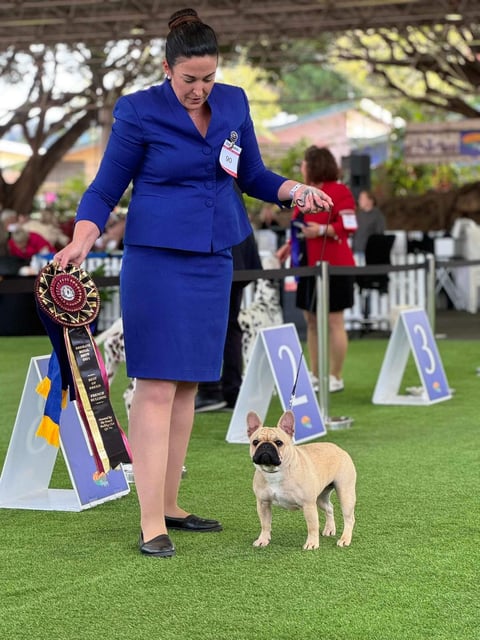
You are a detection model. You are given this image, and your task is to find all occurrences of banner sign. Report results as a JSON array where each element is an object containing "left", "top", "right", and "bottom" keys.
[{"left": 404, "top": 119, "right": 480, "bottom": 163}]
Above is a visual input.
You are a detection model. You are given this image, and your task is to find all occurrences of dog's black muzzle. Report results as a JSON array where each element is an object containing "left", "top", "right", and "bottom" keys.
[{"left": 252, "top": 442, "right": 281, "bottom": 466}]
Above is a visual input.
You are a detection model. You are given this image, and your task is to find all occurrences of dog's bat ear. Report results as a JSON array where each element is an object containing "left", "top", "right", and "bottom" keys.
[
  {"left": 278, "top": 410, "right": 295, "bottom": 437},
  {"left": 246, "top": 411, "right": 261, "bottom": 437}
]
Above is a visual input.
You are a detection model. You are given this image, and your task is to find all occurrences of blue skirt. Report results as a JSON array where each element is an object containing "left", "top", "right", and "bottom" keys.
[{"left": 120, "top": 245, "right": 233, "bottom": 381}]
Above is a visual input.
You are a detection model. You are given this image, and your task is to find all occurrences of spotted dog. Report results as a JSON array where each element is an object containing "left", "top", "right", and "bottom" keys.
[
  {"left": 96, "top": 317, "right": 136, "bottom": 415},
  {"left": 238, "top": 254, "right": 283, "bottom": 367}
]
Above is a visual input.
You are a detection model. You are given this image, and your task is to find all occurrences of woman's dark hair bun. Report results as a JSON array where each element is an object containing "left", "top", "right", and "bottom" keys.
[
  {"left": 165, "top": 7, "right": 217, "bottom": 66},
  {"left": 168, "top": 8, "right": 201, "bottom": 30}
]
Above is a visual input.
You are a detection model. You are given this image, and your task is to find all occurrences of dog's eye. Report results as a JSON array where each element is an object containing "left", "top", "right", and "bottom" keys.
[
  {"left": 252, "top": 440, "right": 259, "bottom": 446},
  {"left": 274, "top": 440, "right": 283, "bottom": 447}
]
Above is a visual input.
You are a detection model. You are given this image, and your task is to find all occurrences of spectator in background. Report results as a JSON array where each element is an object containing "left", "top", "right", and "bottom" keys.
[
  {"left": 8, "top": 228, "right": 55, "bottom": 260},
  {"left": 59, "top": 215, "right": 76, "bottom": 243},
  {"left": 352, "top": 190, "right": 386, "bottom": 259},
  {"left": 1, "top": 209, "right": 19, "bottom": 234},
  {"left": 22, "top": 208, "right": 70, "bottom": 250},
  {"left": 0, "top": 220, "right": 8, "bottom": 256},
  {"left": 94, "top": 211, "right": 126, "bottom": 252},
  {"left": 277, "top": 145, "right": 357, "bottom": 393}
]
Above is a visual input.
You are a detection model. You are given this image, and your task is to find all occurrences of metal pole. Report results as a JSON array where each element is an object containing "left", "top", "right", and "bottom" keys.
[
  {"left": 426, "top": 253, "right": 436, "bottom": 332},
  {"left": 316, "top": 261, "right": 329, "bottom": 423}
]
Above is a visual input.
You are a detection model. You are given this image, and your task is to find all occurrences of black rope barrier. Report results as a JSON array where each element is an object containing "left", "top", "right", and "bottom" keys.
[{"left": 2, "top": 257, "right": 480, "bottom": 294}]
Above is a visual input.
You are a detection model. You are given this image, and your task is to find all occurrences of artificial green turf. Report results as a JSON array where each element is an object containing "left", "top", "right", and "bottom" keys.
[{"left": 0, "top": 335, "right": 478, "bottom": 639}]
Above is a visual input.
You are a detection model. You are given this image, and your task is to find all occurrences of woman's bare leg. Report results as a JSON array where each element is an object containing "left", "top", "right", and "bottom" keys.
[
  {"left": 329, "top": 311, "right": 348, "bottom": 380},
  {"left": 303, "top": 310, "right": 318, "bottom": 378},
  {"left": 164, "top": 381, "right": 198, "bottom": 517},
  {"left": 128, "top": 378, "right": 177, "bottom": 542}
]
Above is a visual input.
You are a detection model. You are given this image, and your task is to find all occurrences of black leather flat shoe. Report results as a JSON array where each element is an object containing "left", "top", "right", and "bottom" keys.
[
  {"left": 139, "top": 532, "right": 176, "bottom": 557},
  {"left": 165, "top": 514, "right": 223, "bottom": 532}
]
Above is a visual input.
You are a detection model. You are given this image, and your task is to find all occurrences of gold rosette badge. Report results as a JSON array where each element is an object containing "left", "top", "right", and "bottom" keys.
[
  {"left": 35, "top": 263, "right": 100, "bottom": 327},
  {"left": 34, "top": 262, "right": 131, "bottom": 473}
]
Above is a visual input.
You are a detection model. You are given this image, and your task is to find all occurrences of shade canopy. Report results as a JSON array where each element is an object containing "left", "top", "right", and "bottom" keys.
[{"left": 0, "top": 1, "right": 476, "bottom": 51}]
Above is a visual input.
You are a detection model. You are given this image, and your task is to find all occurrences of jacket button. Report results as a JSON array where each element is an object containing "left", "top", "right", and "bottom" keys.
[{"left": 205, "top": 199, "right": 214, "bottom": 207}]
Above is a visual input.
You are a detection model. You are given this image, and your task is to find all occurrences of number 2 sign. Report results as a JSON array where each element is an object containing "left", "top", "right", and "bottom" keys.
[
  {"left": 373, "top": 308, "right": 451, "bottom": 405},
  {"left": 226, "top": 324, "right": 326, "bottom": 444}
]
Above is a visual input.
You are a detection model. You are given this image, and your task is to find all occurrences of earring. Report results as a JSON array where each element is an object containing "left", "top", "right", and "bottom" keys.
[{"left": 166, "top": 75, "right": 171, "bottom": 80}]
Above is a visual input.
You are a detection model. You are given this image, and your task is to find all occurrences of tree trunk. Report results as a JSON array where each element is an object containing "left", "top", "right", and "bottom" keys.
[{"left": 0, "top": 111, "right": 95, "bottom": 216}]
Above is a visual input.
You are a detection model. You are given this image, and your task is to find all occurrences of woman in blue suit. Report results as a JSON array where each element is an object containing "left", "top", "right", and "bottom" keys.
[{"left": 54, "top": 7, "right": 333, "bottom": 557}]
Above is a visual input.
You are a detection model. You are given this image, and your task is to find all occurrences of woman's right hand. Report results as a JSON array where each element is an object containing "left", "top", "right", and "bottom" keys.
[{"left": 53, "top": 241, "right": 90, "bottom": 269}]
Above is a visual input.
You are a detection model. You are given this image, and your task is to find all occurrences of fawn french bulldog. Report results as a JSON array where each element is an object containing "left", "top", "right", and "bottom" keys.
[{"left": 247, "top": 410, "right": 356, "bottom": 550}]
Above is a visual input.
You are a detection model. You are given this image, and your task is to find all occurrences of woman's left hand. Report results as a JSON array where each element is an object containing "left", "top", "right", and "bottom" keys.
[
  {"left": 294, "top": 185, "right": 333, "bottom": 213},
  {"left": 302, "top": 223, "right": 327, "bottom": 239}
]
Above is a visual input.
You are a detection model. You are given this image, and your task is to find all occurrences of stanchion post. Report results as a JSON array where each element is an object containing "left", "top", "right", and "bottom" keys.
[
  {"left": 426, "top": 253, "right": 436, "bottom": 333},
  {"left": 316, "top": 261, "right": 329, "bottom": 422}
]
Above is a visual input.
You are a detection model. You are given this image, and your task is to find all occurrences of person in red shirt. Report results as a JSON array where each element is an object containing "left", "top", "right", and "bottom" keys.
[
  {"left": 8, "top": 228, "right": 55, "bottom": 260},
  {"left": 277, "top": 146, "right": 357, "bottom": 393}
]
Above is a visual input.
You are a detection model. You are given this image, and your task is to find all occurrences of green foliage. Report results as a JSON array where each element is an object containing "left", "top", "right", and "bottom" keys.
[
  {"left": 269, "top": 140, "right": 307, "bottom": 179},
  {"left": 372, "top": 156, "right": 438, "bottom": 198},
  {"left": 372, "top": 154, "right": 480, "bottom": 199},
  {"left": 279, "top": 64, "right": 355, "bottom": 115},
  {"left": 47, "top": 174, "right": 133, "bottom": 220},
  {"left": 331, "top": 26, "right": 480, "bottom": 119},
  {"left": 53, "top": 175, "right": 88, "bottom": 218},
  {"left": 243, "top": 139, "right": 307, "bottom": 218},
  {"left": 220, "top": 60, "right": 280, "bottom": 137}
]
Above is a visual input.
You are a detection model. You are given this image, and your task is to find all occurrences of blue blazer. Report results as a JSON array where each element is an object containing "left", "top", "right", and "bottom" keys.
[{"left": 77, "top": 81, "right": 286, "bottom": 252}]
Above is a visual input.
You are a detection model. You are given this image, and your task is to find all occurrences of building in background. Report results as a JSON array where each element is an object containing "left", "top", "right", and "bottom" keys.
[{"left": 0, "top": 99, "right": 404, "bottom": 201}]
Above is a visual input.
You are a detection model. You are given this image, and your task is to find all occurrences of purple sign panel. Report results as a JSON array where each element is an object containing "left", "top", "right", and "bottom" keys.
[
  {"left": 260, "top": 325, "right": 326, "bottom": 443},
  {"left": 37, "top": 356, "right": 129, "bottom": 506},
  {"left": 401, "top": 310, "right": 450, "bottom": 402}
]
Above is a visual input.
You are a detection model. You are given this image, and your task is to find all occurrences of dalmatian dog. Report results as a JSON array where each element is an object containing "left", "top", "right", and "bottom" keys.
[
  {"left": 96, "top": 317, "right": 136, "bottom": 415},
  {"left": 238, "top": 253, "right": 284, "bottom": 367}
]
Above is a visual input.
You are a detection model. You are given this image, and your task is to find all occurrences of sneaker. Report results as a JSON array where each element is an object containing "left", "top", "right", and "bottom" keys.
[
  {"left": 309, "top": 371, "right": 319, "bottom": 392},
  {"left": 195, "top": 395, "right": 227, "bottom": 412},
  {"left": 329, "top": 375, "right": 344, "bottom": 393}
]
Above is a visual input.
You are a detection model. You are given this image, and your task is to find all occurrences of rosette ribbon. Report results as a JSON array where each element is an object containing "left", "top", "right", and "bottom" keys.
[{"left": 34, "top": 263, "right": 131, "bottom": 473}]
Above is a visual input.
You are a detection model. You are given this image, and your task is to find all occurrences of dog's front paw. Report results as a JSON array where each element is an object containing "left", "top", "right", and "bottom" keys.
[
  {"left": 303, "top": 538, "right": 319, "bottom": 550},
  {"left": 336, "top": 534, "right": 352, "bottom": 547},
  {"left": 322, "top": 523, "right": 336, "bottom": 537},
  {"left": 253, "top": 534, "right": 271, "bottom": 547}
]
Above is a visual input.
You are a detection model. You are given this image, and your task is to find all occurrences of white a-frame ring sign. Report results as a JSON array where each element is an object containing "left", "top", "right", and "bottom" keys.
[
  {"left": 372, "top": 308, "right": 451, "bottom": 405},
  {"left": 0, "top": 355, "right": 129, "bottom": 511},
  {"left": 226, "top": 323, "right": 326, "bottom": 444}
]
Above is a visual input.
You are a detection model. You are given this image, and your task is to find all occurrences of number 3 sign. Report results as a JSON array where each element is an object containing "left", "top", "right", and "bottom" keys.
[{"left": 373, "top": 308, "right": 451, "bottom": 405}]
